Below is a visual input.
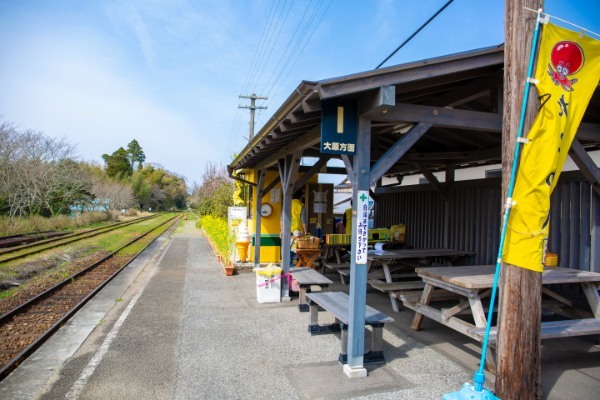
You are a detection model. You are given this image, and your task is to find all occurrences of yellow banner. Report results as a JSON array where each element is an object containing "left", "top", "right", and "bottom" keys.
[{"left": 503, "top": 23, "right": 600, "bottom": 272}]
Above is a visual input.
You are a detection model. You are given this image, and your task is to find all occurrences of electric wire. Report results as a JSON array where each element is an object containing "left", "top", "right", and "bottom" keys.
[
  {"left": 375, "top": 0, "right": 454, "bottom": 69},
  {"left": 226, "top": 0, "right": 329, "bottom": 162},
  {"left": 239, "top": 0, "right": 281, "bottom": 96},
  {"left": 267, "top": 0, "right": 332, "bottom": 101},
  {"left": 259, "top": 0, "right": 323, "bottom": 96},
  {"left": 224, "top": 0, "right": 281, "bottom": 164},
  {"left": 250, "top": 0, "right": 295, "bottom": 94}
]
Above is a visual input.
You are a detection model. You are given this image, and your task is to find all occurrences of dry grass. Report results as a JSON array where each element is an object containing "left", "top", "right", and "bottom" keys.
[{"left": 0, "top": 212, "right": 113, "bottom": 236}]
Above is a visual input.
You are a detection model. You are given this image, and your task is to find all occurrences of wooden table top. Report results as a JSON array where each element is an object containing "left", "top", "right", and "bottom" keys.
[
  {"left": 415, "top": 265, "right": 600, "bottom": 289},
  {"left": 290, "top": 267, "right": 332, "bottom": 284},
  {"left": 368, "top": 248, "right": 473, "bottom": 260}
]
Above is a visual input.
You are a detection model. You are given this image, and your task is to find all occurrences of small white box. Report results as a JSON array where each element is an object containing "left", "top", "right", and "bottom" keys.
[{"left": 254, "top": 266, "right": 282, "bottom": 303}]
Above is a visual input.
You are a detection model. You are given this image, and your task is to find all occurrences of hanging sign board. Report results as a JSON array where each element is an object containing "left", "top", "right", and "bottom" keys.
[
  {"left": 228, "top": 206, "right": 247, "bottom": 230},
  {"left": 320, "top": 99, "right": 357, "bottom": 155},
  {"left": 354, "top": 191, "right": 369, "bottom": 264}
]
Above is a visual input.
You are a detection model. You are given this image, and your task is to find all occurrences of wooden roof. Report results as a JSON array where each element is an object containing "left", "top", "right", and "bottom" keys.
[{"left": 228, "top": 44, "right": 600, "bottom": 181}]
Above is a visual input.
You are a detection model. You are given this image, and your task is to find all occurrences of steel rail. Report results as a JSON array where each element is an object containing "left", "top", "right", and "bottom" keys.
[
  {"left": 0, "top": 215, "right": 158, "bottom": 263},
  {"left": 0, "top": 213, "right": 181, "bottom": 380}
]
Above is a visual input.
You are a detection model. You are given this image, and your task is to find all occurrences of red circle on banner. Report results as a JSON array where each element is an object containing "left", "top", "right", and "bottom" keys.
[{"left": 550, "top": 41, "right": 584, "bottom": 75}]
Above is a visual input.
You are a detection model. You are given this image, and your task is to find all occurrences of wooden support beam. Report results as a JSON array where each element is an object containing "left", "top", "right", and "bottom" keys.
[
  {"left": 254, "top": 170, "right": 266, "bottom": 266},
  {"left": 415, "top": 163, "right": 450, "bottom": 203},
  {"left": 577, "top": 123, "right": 600, "bottom": 142},
  {"left": 370, "top": 123, "right": 432, "bottom": 186},
  {"left": 424, "top": 69, "right": 503, "bottom": 108},
  {"left": 358, "top": 86, "right": 395, "bottom": 115},
  {"left": 263, "top": 176, "right": 281, "bottom": 196},
  {"left": 415, "top": 162, "right": 449, "bottom": 202},
  {"left": 301, "top": 93, "right": 321, "bottom": 113},
  {"left": 256, "top": 125, "right": 320, "bottom": 170},
  {"left": 341, "top": 155, "right": 354, "bottom": 185},
  {"left": 364, "top": 103, "right": 502, "bottom": 132},
  {"left": 569, "top": 139, "right": 600, "bottom": 197},
  {"left": 289, "top": 110, "right": 320, "bottom": 124},
  {"left": 294, "top": 156, "right": 331, "bottom": 192},
  {"left": 404, "top": 148, "right": 500, "bottom": 162},
  {"left": 279, "top": 119, "right": 319, "bottom": 133}
]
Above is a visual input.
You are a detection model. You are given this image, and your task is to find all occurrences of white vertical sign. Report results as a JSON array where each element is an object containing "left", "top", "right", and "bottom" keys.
[{"left": 354, "top": 190, "right": 369, "bottom": 264}]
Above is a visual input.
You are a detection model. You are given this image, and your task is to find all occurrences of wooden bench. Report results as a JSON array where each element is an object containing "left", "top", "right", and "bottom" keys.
[
  {"left": 367, "top": 270, "right": 418, "bottom": 280},
  {"left": 468, "top": 318, "right": 600, "bottom": 344},
  {"left": 368, "top": 279, "right": 425, "bottom": 292},
  {"left": 321, "top": 262, "right": 350, "bottom": 275},
  {"left": 306, "top": 291, "right": 394, "bottom": 364},
  {"left": 290, "top": 268, "right": 332, "bottom": 312},
  {"left": 368, "top": 279, "right": 427, "bottom": 312},
  {"left": 395, "top": 289, "right": 461, "bottom": 304},
  {"left": 338, "top": 268, "right": 351, "bottom": 284}
]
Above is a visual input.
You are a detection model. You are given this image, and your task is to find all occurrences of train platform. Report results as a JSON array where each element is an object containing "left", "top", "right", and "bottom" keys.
[{"left": 0, "top": 221, "right": 598, "bottom": 399}]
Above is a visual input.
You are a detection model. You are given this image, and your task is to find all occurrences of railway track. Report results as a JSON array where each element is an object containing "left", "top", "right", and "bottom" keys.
[
  {"left": 0, "top": 213, "right": 181, "bottom": 380},
  {"left": 0, "top": 214, "right": 158, "bottom": 263},
  {"left": 0, "top": 232, "right": 70, "bottom": 248}
]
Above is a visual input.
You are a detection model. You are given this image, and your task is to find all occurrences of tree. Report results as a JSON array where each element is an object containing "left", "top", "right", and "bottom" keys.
[
  {"left": 190, "top": 163, "right": 235, "bottom": 218},
  {"left": 90, "top": 175, "right": 135, "bottom": 211},
  {"left": 130, "top": 164, "right": 187, "bottom": 211},
  {"left": 102, "top": 147, "right": 133, "bottom": 179},
  {"left": 0, "top": 120, "right": 85, "bottom": 218},
  {"left": 127, "top": 139, "right": 146, "bottom": 171}
]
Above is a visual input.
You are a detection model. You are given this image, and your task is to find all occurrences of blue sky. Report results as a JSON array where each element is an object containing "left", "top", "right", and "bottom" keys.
[{"left": 1, "top": 0, "right": 599, "bottom": 186}]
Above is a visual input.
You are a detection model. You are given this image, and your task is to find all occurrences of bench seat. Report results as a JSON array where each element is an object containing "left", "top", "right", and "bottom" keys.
[
  {"left": 322, "top": 262, "right": 350, "bottom": 275},
  {"left": 395, "top": 289, "right": 460, "bottom": 304},
  {"left": 306, "top": 291, "right": 393, "bottom": 364},
  {"left": 368, "top": 280, "right": 425, "bottom": 292},
  {"left": 290, "top": 268, "right": 332, "bottom": 312},
  {"left": 468, "top": 318, "right": 600, "bottom": 343}
]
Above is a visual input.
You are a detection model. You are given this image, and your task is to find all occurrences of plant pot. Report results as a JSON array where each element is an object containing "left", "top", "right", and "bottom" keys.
[{"left": 223, "top": 266, "right": 235, "bottom": 276}]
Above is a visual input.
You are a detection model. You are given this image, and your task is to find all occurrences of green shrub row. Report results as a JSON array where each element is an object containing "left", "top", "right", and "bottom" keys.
[{"left": 197, "top": 215, "right": 234, "bottom": 266}]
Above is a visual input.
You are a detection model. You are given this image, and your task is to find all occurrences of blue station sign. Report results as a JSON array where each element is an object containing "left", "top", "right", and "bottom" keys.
[{"left": 320, "top": 99, "right": 357, "bottom": 155}]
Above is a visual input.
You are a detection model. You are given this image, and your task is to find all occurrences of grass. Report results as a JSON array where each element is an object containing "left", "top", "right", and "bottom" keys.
[
  {"left": 0, "top": 213, "right": 178, "bottom": 303},
  {"left": 0, "top": 212, "right": 115, "bottom": 236}
]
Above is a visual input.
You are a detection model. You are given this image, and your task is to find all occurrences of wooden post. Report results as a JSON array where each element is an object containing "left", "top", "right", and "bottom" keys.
[{"left": 496, "top": 1, "right": 543, "bottom": 399}]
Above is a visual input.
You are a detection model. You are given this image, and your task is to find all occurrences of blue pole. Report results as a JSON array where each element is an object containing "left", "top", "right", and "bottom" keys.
[{"left": 473, "top": 9, "right": 544, "bottom": 393}]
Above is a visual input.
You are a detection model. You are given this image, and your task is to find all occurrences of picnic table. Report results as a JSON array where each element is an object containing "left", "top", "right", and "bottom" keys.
[
  {"left": 406, "top": 265, "right": 600, "bottom": 346},
  {"left": 366, "top": 248, "right": 474, "bottom": 311}
]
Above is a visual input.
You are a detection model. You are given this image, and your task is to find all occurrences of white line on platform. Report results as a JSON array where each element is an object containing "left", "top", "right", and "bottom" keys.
[{"left": 65, "top": 288, "right": 144, "bottom": 400}]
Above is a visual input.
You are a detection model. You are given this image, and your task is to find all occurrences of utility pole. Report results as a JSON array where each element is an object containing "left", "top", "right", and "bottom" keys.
[
  {"left": 239, "top": 93, "right": 268, "bottom": 141},
  {"left": 497, "top": 0, "right": 543, "bottom": 399}
]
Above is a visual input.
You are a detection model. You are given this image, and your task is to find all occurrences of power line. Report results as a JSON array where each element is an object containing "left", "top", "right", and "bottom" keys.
[
  {"left": 259, "top": 0, "right": 320, "bottom": 96},
  {"left": 250, "top": 0, "right": 295, "bottom": 94},
  {"left": 375, "top": 0, "right": 455, "bottom": 69},
  {"left": 267, "top": 0, "right": 332, "bottom": 100}
]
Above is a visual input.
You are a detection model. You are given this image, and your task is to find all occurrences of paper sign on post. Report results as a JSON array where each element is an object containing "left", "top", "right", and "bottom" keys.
[{"left": 354, "top": 191, "right": 369, "bottom": 264}]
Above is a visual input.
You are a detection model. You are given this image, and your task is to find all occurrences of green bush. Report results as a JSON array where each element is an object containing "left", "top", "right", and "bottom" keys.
[{"left": 197, "top": 215, "right": 234, "bottom": 266}]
